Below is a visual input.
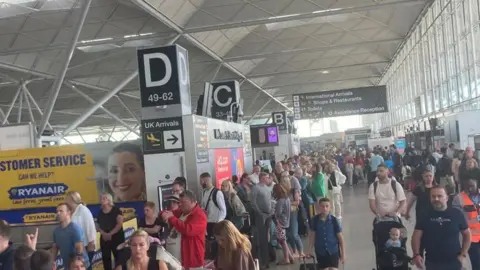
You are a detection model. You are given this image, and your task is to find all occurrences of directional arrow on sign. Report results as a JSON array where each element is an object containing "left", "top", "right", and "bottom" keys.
[{"left": 167, "top": 134, "right": 179, "bottom": 144}]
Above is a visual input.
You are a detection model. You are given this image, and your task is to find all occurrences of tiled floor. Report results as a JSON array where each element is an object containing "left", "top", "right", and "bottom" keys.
[{"left": 270, "top": 183, "right": 473, "bottom": 270}]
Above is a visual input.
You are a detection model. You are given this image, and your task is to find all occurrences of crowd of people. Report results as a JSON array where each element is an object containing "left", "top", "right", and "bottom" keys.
[{"left": 1, "top": 142, "right": 480, "bottom": 270}]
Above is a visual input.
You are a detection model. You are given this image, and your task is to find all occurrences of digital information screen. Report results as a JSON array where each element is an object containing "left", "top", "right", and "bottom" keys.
[{"left": 250, "top": 124, "right": 279, "bottom": 147}]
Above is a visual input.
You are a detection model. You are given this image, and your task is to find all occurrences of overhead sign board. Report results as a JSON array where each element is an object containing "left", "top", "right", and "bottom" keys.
[
  {"left": 210, "top": 80, "right": 240, "bottom": 121},
  {"left": 141, "top": 117, "right": 185, "bottom": 154},
  {"left": 272, "top": 111, "right": 287, "bottom": 131},
  {"left": 292, "top": 85, "right": 388, "bottom": 120},
  {"left": 137, "top": 45, "right": 191, "bottom": 118}
]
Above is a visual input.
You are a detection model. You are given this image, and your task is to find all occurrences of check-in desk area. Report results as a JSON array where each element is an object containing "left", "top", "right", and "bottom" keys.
[{"left": 10, "top": 215, "right": 138, "bottom": 270}]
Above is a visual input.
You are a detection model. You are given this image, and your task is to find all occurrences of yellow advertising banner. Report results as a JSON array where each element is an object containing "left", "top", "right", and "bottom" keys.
[{"left": 0, "top": 145, "right": 97, "bottom": 209}]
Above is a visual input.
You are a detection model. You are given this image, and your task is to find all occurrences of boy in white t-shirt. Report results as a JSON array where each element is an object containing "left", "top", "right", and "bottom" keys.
[{"left": 368, "top": 164, "right": 407, "bottom": 217}]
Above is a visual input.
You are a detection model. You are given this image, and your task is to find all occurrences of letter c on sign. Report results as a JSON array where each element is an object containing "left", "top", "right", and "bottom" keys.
[
  {"left": 143, "top": 53, "right": 172, "bottom": 88},
  {"left": 178, "top": 51, "right": 189, "bottom": 86},
  {"left": 273, "top": 113, "right": 284, "bottom": 125},
  {"left": 213, "top": 85, "right": 232, "bottom": 107}
]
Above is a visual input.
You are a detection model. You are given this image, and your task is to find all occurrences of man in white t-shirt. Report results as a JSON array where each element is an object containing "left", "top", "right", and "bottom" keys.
[{"left": 368, "top": 164, "right": 407, "bottom": 217}]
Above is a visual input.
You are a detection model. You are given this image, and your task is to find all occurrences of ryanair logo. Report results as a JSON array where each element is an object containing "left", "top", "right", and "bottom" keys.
[
  {"left": 120, "top": 207, "right": 136, "bottom": 218},
  {"left": 9, "top": 183, "right": 68, "bottom": 199},
  {"left": 124, "top": 227, "right": 135, "bottom": 240},
  {"left": 23, "top": 213, "right": 57, "bottom": 223},
  {"left": 92, "top": 251, "right": 102, "bottom": 264}
]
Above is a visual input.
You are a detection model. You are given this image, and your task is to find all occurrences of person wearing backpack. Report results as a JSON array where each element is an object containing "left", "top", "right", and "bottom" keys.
[
  {"left": 220, "top": 179, "right": 247, "bottom": 229},
  {"left": 199, "top": 172, "right": 227, "bottom": 259},
  {"left": 368, "top": 164, "right": 407, "bottom": 220},
  {"left": 405, "top": 169, "right": 437, "bottom": 232}
]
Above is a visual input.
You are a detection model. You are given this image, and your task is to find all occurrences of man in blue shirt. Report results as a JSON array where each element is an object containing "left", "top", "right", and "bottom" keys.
[
  {"left": 412, "top": 186, "right": 471, "bottom": 270},
  {"left": 51, "top": 203, "right": 89, "bottom": 270},
  {"left": 308, "top": 198, "right": 345, "bottom": 269},
  {"left": 369, "top": 150, "right": 384, "bottom": 185}
]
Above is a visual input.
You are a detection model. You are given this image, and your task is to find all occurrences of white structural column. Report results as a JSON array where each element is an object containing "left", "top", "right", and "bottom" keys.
[
  {"left": 17, "top": 89, "right": 23, "bottom": 123},
  {"left": 23, "top": 89, "right": 35, "bottom": 123},
  {"left": 61, "top": 71, "right": 138, "bottom": 137},
  {"left": 3, "top": 86, "right": 22, "bottom": 124},
  {"left": 69, "top": 85, "right": 140, "bottom": 135},
  {"left": 23, "top": 86, "right": 54, "bottom": 130},
  {"left": 37, "top": 0, "right": 92, "bottom": 137}
]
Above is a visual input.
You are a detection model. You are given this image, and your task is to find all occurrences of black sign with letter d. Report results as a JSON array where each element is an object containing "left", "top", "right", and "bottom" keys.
[{"left": 137, "top": 45, "right": 190, "bottom": 108}]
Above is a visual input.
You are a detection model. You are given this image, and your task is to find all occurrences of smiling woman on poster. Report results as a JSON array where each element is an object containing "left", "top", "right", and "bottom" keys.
[{"left": 108, "top": 143, "right": 146, "bottom": 202}]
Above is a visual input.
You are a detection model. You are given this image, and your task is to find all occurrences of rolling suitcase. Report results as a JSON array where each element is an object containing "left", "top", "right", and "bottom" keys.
[{"left": 299, "top": 256, "right": 317, "bottom": 270}]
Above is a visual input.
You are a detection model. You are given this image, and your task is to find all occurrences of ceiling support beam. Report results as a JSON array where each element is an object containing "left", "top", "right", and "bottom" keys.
[
  {"left": 23, "top": 84, "right": 54, "bottom": 131},
  {"left": 243, "top": 91, "right": 263, "bottom": 114},
  {"left": 69, "top": 85, "right": 140, "bottom": 136},
  {"left": 245, "top": 99, "right": 272, "bottom": 124},
  {"left": 0, "top": 33, "right": 177, "bottom": 57},
  {"left": 224, "top": 38, "right": 403, "bottom": 62},
  {"left": 115, "top": 96, "right": 140, "bottom": 123},
  {"left": 62, "top": 71, "right": 138, "bottom": 138},
  {"left": 184, "top": 0, "right": 426, "bottom": 33},
  {"left": 133, "top": 0, "right": 292, "bottom": 112},
  {"left": 3, "top": 86, "right": 22, "bottom": 125},
  {"left": 0, "top": 62, "right": 140, "bottom": 100},
  {"left": 120, "top": 124, "right": 139, "bottom": 141},
  {"left": 0, "top": 108, "right": 8, "bottom": 125},
  {"left": 17, "top": 90, "right": 23, "bottom": 123},
  {"left": 247, "top": 61, "right": 388, "bottom": 79},
  {"left": 23, "top": 89, "right": 35, "bottom": 123},
  {"left": 38, "top": 0, "right": 92, "bottom": 137}
]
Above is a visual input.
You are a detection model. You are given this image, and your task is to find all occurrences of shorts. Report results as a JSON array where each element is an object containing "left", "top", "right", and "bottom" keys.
[{"left": 316, "top": 252, "right": 339, "bottom": 268}]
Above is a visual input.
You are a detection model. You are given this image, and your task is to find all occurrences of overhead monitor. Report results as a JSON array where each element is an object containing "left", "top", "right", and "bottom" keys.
[{"left": 250, "top": 124, "right": 279, "bottom": 147}]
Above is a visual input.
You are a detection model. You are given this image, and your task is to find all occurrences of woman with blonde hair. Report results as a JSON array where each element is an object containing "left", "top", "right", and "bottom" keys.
[
  {"left": 272, "top": 184, "right": 294, "bottom": 265},
  {"left": 214, "top": 220, "right": 256, "bottom": 270},
  {"left": 97, "top": 192, "right": 125, "bottom": 270},
  {"left": 115, "top": 230, "right": 168, "bottom": 270},
  {"left": 279, "top": 175, "right": 304, "bottom": 258},
  {"left": 221, "top": 179, "right": 246, "bottom": 229}
]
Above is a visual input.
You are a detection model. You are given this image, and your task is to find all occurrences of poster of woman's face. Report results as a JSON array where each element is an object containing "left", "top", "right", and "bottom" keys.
[
  {"left": 87, "top": 141, "right": 146, "bottom": 202},
  {"left": 107, "top": 143, "right": 146, "bottom": 202}
]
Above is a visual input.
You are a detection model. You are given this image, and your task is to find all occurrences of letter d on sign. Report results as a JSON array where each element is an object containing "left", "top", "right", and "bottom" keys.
[{"left": 144, "top": 53, "right": 172, "bottom": 88}]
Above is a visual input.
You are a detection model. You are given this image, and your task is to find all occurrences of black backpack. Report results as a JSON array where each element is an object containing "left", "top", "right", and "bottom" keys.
[
  {"left": 373, "top": 179, "right": 398, "bottom": 198},
  {"left": 204, "top": 188, "right": 231, "bottom": 217}
]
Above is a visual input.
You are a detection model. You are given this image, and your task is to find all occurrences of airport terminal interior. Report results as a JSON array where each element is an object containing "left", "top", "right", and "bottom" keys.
[{"left": 1, "top": 0, "right": 480, "bottom": 269}]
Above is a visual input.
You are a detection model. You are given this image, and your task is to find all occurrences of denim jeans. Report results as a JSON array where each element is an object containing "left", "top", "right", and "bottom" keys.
[
  {"left": 270, "top": 220, "right": 278, "bottom": 247},
  {"left": 425, "top": 260, "right": 461, "bottom": 270},
  {"left": 286, "top": 210, "right": 303, "bottom": 253},
  {"left": 470, "top": 242, "right": 480, "bottom": 270}
]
